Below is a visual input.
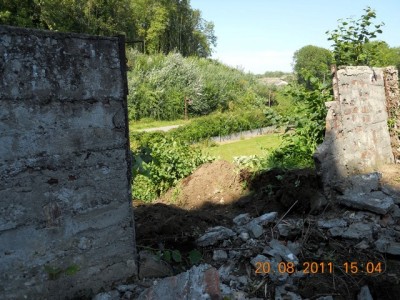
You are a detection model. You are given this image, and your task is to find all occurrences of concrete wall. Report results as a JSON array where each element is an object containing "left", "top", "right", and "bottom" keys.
[
  {"left": 0, "top": 26, "right": 136, "bottom": 299},
  {"left": 315, "top": 66, "right": 395, "bottom": 192}
]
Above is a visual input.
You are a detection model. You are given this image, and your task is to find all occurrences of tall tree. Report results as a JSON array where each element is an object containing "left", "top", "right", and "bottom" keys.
[
  {"left": 293, "top": 45, "right": 332, "bottom": 88},
  {"left": 1, "top": 0, "right": 216, "bottom": 58}
]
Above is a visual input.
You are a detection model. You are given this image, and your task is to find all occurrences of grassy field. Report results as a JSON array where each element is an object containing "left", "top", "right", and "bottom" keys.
[
  {"left": 129, "top": 118, "right": 191, "bottom": 130},
  {"left": 202, "top": 134, "right": 282, "bottom": 162}
]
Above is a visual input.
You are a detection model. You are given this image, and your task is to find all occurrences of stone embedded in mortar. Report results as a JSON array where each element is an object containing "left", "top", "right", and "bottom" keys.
[
  {"left": 338, "top": 191, "right": 394, "bottom": 215},
  {"left": 196, "top": 226, "right": 235, "bottom": 247}
]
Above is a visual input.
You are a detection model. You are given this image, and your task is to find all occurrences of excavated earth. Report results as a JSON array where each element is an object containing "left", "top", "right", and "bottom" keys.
[{"left": 97, "top": 160, "right": 400, "bottom": 300}]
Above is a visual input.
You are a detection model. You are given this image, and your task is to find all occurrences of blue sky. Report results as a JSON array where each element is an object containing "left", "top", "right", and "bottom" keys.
[{"left": 191, "top": 0, "right": 400, "bottom": 74}]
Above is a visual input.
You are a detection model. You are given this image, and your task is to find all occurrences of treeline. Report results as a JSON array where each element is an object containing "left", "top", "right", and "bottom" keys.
[
  {"left": 0, "top": 0, "right": 216, "bottom": 57},
  {"left": 127, "top": 50, "right": 276, "bottom": 121}
]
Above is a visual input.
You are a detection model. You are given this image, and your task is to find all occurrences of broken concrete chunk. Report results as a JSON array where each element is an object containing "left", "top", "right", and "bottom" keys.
[
  {"left": 348, "top": 172, "right": 381, "bottom": 194},
  {"left": 381, "top": 185, "right": 400, "bottom": 204},
  {"left": 317, "top": 218, "right": 347, "bottom": 229},
  {"left": 137, "top": 264, "right": 221, "bottom": 300},
  {"left": 355, "top": 240, "right": 370, "bottom": 250},
  {"left": 341, "top": 223, "right": 373, "bottom": 240},
  {"left": 390, "top": 204, "right": 400, "bottom": 218},
  {"left": 357, "top": 285, "right": 373, "bottom": 300},
  {"left": 196, "top": 226, "right": 235, "bottom": 247},
  {"left": 250, "top": 254, "right": 268, "bottom": 268},
  {"left": 248, "top": 223, "right": 263, "bottom": 238},
  {"left": 242, "top": 211, "right": 277, "bottom": 238},
  {"left": 266, "top": 239, "right": 299, "bottom": 266},
  {"left": 338, "top": 191, "right": 394, "bottom": 215},
  {"left": 233, "top": 213, "right": 251, "bottom": 226},
  {"left": 92, "top": 291, "right": 120, "bottom": 300},
  {"left": 275, "top": 284, "right": 302, "bottom": 300},
  {"left": 375, "top": 238, "right": 400, "bottom": 255},
  {"left": 239, "top": 231, "right": 250, "bottom": 241},
  {"left": 213, "top": 250, "right": 228, "bottom": 261},
  {"left": 287, "top": 241, "right": 301, "bottom": 256},
  {"left": 251, "top": 211, "right": 278, "bottom": 225},
  {"left": 332, "top": 222, "right": 374, "bottom": 240}
]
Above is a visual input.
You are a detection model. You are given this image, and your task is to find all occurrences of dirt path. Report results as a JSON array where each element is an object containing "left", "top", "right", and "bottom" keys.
[{"left": 137, "top": 124, "right": 182, "bottom": 132}]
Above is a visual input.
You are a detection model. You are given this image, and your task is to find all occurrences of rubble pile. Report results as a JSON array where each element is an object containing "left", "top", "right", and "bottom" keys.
[{"left": 94, "top": 172, "right": 400, "bottom": 299}]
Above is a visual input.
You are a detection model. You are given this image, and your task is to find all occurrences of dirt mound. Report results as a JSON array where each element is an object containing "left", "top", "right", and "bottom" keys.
[{"left": 161, "top": 160, "right": 246, "bottom": 209}]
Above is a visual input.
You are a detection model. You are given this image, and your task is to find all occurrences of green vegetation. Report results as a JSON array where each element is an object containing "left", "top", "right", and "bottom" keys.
[
  {"left": 326, "top": 6, "right": 385, "bottom": 66},
  {"left": 44, "top": 264, "right": 80, "bottom": 280},
  {"left": 293, "top": 45, "right": 333, "bottom": 88},
  {"left": 203, "top": 134, "right": 282, "bottom": 162},
  {"left": 266, "top": 77, "right": 330, "bottom": 168},
  {"left": 5, "top": 3, "right": 400, "bottom": 202},
  {"left": 127, "top": 50, "right": 276, "bottom": 121},
  {"left": 169, "top": 109, "right": 281, "bottom": 143},
  {"left": 131, "top": 136, "right": 214, "bottom": 201},
  {"left": 0, "top": 0, "right": 216, "bottom": 58}
]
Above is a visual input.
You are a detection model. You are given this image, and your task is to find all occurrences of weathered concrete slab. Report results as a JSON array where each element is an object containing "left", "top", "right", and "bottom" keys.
[
  {"left": 338, "top": 191, "right": 394, "bottom": 215},
  {"left": 196, "top": 226, "right": 235, "bottom": 247},
  {"left": 0, "top": 25, "right": 135, "bottom": 299}
]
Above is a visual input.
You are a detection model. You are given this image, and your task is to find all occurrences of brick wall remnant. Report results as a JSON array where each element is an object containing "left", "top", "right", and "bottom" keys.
[
  {"left": 0, "top": 25, "right": 136, "bottom": 299},
  {"left": 315, "top": 66, "right": 395, "bottom": 193}
]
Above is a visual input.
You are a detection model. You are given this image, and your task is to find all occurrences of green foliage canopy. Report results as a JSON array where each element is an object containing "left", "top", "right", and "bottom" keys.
[
  {"left": 127, "top": 51, "right": 276, "bottom": 121},
  {"left": 0, "top": 0, "right": 216, "bottom": 58},
  {"left": 326, "top": 6, "right": 384, "bottom": 66},
  {"left": 293, "top": 45, "right": 332, "bottom": 88}
]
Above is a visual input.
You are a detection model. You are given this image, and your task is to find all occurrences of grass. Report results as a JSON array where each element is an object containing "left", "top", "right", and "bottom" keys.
[
  {"left": 129, "top": 118, "right": 192, "bottom": 131},
  {"left": 202, "top": 134, "right": 282, "bottom": 162}
]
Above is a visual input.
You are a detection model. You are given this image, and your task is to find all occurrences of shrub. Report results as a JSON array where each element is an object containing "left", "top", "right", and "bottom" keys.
[
  {"left": 131, "top": 136, "right": 214, "bottom": 201},
  {"left": 126, "top": 50, "right": 277, "bottom": 121}
]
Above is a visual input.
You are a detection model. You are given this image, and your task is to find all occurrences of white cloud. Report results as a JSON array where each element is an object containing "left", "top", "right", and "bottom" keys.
[{"left": 212, "top": 50, "right": 294, "bottom": 74}]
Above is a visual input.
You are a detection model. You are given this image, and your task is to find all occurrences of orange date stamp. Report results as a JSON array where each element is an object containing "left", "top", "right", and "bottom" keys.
[{"left": 255, "top": 261, "right": 383, "bottom": 275}]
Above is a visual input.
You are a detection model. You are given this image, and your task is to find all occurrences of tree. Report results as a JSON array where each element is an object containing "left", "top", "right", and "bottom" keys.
[
  {"left": 293, "top": 45, "right": 332, "bottom": 88},
  {"left": 1, "top": 0, "right": 217, "bottom": 58},
  {"left": 131, "top": 0, "right": 216, "bottom": 57},
  {"left": 326, "top": 6, "right": 384, "bottom": 66},
  {"left": 364, "top": 41, "right": 400, "bottom": 70}
]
